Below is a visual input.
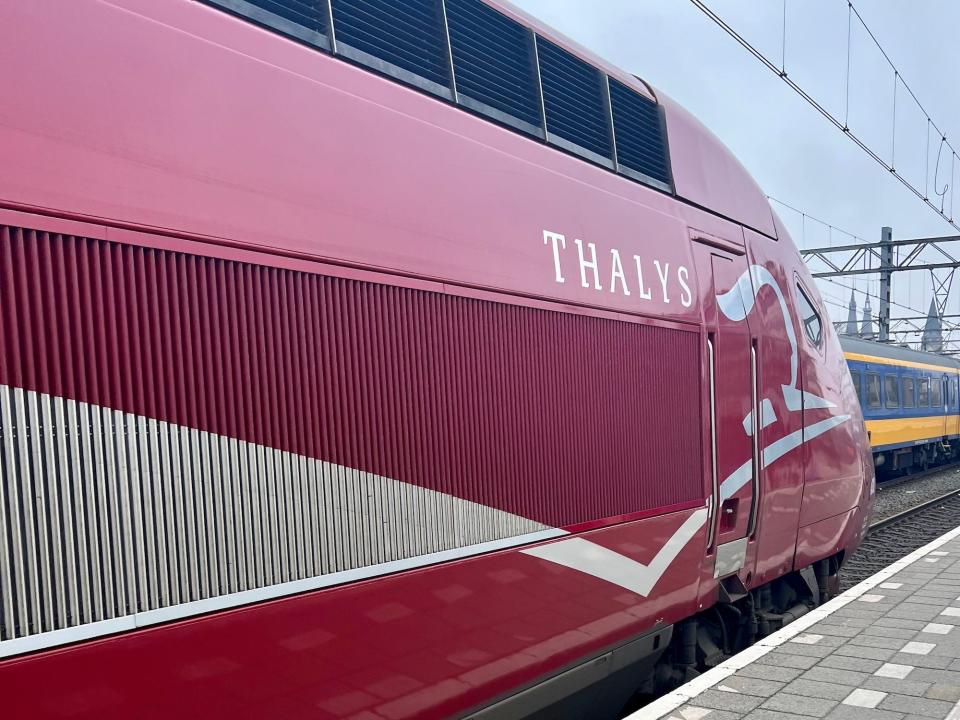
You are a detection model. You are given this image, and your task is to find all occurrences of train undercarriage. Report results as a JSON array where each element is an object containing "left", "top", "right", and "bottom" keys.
[
  {"left": 875, "top": 438, "right": 960, "bottom": 480},
  {"left": 632, "top": 554, "right": 841, "bottom": 710}
]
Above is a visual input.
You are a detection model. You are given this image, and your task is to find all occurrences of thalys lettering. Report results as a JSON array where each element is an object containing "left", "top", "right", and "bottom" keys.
[{"left": 543, "top": 229, "right": 693, "bottom": 306}]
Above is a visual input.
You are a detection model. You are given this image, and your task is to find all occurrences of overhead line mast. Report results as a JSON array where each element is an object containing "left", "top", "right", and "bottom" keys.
[{"left": 800, "top": 229, "right": 960, "bottom": 343}]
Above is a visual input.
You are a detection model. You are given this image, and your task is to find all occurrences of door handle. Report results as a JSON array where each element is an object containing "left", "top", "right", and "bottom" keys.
[
  {"left": 707, "top": 335, "right": 719, "bottom": 551},
  {"left": 748, "top": 341, "right": 760, "bottom": 537}
]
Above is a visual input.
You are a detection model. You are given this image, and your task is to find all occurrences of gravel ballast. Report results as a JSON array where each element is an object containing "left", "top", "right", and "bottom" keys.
[{"left": 871, "top": 464, "right": 960, "bottom": 523}]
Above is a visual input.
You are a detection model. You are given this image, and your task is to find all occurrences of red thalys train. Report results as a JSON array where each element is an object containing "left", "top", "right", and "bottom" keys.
[{"left": 0, "top": 1, "right": 872, "bottom": 718}]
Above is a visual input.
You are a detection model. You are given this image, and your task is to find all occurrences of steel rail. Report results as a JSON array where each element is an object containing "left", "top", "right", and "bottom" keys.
[{"left": 869, "top": 485, "right": 960, "bottom": 533}]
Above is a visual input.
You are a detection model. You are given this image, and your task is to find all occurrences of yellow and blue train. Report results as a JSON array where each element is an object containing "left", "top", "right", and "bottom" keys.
[{"left": 842, "top": 336, "right": 960, "bottom": 476}]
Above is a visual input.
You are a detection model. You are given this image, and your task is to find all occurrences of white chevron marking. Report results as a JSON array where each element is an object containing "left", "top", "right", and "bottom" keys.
[
  {"left": 521, "top": 508, "right": 709, "bottom": 597},
  {"left": 524, "top": 415, "right": 850, "bottom": 596},
  {"left": 764, "top": 414, "right": 851, "bottom": 467},
  {"left": 719, "top": 415, "right": 852, "bottom": 501}
]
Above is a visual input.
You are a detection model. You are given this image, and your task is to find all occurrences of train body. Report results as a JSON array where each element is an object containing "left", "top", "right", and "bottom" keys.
[
  {"left": 842, "top": 336, "right": 960, "bottom": 475},
  {"left": 0, "top": 1, "right": 871, "bottom": 717}
]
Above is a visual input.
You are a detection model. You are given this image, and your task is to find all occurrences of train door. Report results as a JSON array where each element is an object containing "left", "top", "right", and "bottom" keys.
[
  {"left": 930, "top": 374, "right": 947, "bottom": 440},
  {"left": 740, "top": 232, "right": 808, "bottom": 585},
  {"left": 693, "top": 241, "right": 757, "bottom": 582},
  {"left": 950, "top": 375, "right": 960, "bottom": 440},
  {"left": 941, "top": 374, "right": 949, "bottom": 440}
]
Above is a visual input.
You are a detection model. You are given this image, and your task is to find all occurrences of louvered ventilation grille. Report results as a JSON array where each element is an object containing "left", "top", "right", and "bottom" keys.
[
  {"left": 206, "top": 0, "right": 674, "bottom": 192},
  {"left": 609, "top": 79, "right": 670, "bottom": 186},
  {"left": 536, "top": 37, "right": 612, "bottom": 162},
  {"left": 205, "top": 0, "right": 330, "bottom": 47},
  {"left": 251, "top": 0, "right": 327, "bottom": 30},
  {"left": 331, "top": 0, "right": 451, "bottom": 89},
  {"left": 0, "top": 224, "right": 701, "bottom": 641},
  {"left": 446, "top": 0, "right": 542, "bottom": 133}
]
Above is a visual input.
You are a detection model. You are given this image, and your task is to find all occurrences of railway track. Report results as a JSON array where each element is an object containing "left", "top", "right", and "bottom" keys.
[
  {"left": 840, "top": 483, "right": 960, "bottom": 590},
  {"left": 876, "top": 459, "right": 960, "bottom": 490},
  {"left": 625, "top": 469, "right": 960, "bottom": 717},
  {"left": 870, "top": 485, "right": 960, "bottom": 532}
]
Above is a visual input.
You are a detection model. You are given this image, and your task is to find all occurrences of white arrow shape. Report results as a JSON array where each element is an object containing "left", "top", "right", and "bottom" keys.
[{"left": 521, "top": 508, "right": 708, "bottom": 597}]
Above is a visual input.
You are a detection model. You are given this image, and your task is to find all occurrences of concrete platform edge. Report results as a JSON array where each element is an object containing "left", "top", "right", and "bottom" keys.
[{"left": 629, "top": 521, "right": 960, "bottom": 720}]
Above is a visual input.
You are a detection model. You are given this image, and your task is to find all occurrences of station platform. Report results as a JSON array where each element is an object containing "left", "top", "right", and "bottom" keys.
[{"left": 634, "top": 525, "right": 960, "bottom": 720}]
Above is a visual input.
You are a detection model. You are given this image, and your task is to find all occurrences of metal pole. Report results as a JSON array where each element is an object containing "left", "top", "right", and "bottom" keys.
[{"left": 879, "top": 226, "right": 893, "bottom": 342}]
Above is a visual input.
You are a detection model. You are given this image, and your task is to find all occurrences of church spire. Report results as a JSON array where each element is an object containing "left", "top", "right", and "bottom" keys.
[
  {"left": 860, "top": 295, "right": 875, "bottom": 340},
  {"left": 845, "top": 290, "right": 858, "bottom": 336},
  {"left": 922, "top": 297, "right": 943, "bottom": 352}
]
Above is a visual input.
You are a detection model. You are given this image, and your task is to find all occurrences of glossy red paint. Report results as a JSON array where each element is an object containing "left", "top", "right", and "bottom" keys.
[
  {"left": 660, "top": 97, "right": 777, "bottom": 238},
  {"left": 0, "top": 0, "right": 701, "bottom": 324},
  {"left": 742, "top": 231, "right": 808, "bottom": 583},
  {"left": 794, "top": 508, "right": 861, "bottom": 571},
  {"left": 0, "top": 509, "right": 705, "bottom": 720},
  {"left": 0, "top": 0, "right": 871, "bottom": 717},
  {"left": 798, "top": 314, "right": 867, "bottom": 529},
  {"left": 692, "top": 240, "right": 755, "bottom": 545},
  {"left": 743, "top": 229, "right": 870, "bottom": 582}
]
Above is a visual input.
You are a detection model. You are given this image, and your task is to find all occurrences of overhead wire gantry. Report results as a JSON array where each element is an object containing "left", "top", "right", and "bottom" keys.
[{"left": 800, "top": 229, "right": 960, "bottom": 348}]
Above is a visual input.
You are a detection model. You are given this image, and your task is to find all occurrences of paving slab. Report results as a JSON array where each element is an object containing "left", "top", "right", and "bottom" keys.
[{"left": 631, "top": 524, "right": 960, "bottom": 720}]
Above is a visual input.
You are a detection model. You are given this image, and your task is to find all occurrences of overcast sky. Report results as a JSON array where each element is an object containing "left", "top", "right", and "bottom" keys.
[{"left": 512, "top": 0, "right": 960, "bottom": 336}]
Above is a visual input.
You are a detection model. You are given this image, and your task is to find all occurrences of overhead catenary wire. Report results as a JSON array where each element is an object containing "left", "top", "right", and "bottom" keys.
[
  {"left": 846, "top": 0, "right": 958, "bottom": 200},
  {"left": 768, "top": 195, "right": 960, "bottom": 342},
  {"left": 688, "top": 0, "right": 960, "bottom": 231},
  {"left": 770, "top": 193, "right": 960, "bottom": 276},
  {"left": 820, "top": 277, "right": 947, "bottom": 326},
  {"left": 818, "top": 278, "right": 960, "bottom": 348},
  {"left": 688, "top": 1, "right": 960, "bottom": 345},
  {"left": 767, "top": 196, "right": 872, "bottom": 247}
]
